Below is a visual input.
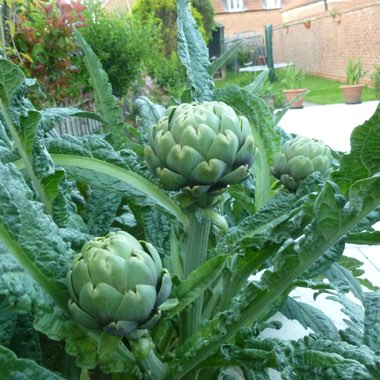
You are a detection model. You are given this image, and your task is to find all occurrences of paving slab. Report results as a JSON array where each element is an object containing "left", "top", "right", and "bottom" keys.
[{"left": 277, "top": 100, "right": 380, "bottom": 152}]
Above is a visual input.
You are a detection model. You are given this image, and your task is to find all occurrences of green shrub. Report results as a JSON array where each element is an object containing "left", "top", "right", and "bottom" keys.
[
  {"left": 148, "top": 52, "right": 187, "bottom": 95},
  {"left": 237, "top": 48, "right": 253, "bottom": 66},
  {"left": 79, "top": 8, "right": 163, "bottom": 97},
  {"left": 132, "top": 0, "right": 215, "bottom": 56},
  {"left": 370, "top": 64, "right": 380, "bottom": 99},
  {"left": 11, "top": 0, "right": 88, "bottom": 105}
]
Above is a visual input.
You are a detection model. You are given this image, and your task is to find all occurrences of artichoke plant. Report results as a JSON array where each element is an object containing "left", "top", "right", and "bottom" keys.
[
  {"left": 67, "top": 231, "right": 172, "bottom": 337},
  {"left": 144, "top": 101, "right": 256, "bottom": 200},
  {"left": 272, "top": 135, "right": 333, "bottom": 191}
]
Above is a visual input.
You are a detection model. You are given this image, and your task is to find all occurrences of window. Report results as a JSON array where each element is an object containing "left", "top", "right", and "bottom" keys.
[
  {"left": 227, "top": 0, "right": 244, "bottom": 12},
  {"left": 264, "top": 0, "right": 282, "bottom": 9}
]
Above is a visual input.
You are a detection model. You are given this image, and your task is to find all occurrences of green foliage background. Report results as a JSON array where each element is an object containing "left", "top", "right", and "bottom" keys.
[
  {"left": 79, "top": 5, "right": 164, "bottom": 97},
  {"left": 1, "top": 1, "right": 379, "bottom": 379},
  {"left": 132, "top": 0, "right": 215, "bottom": 56}
]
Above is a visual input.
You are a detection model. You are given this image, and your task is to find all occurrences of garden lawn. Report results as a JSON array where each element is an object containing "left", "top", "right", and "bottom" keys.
[
  {"left": 303, "top": 75, "right": 376, "bottom": 104},
  {"left": 215, "top": 71, "right": 377, "bottom": 105}
]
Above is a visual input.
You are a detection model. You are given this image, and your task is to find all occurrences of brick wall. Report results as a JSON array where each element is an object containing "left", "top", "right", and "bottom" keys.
[
  {"left": 273, "top": 0, "right": 380, "bottom": 83},
  {"left": 215, "top": 10, "right": 282, "bottom": 36}
]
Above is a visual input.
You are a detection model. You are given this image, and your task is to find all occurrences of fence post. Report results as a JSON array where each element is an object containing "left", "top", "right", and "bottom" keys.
[{"left": 265, "top": 24, "right": 275, "bottom": 83}]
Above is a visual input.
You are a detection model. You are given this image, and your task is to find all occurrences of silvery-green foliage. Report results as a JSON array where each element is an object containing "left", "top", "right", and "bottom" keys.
[{"left": 0, "top": 0, "right": 380, "bottom": 378}]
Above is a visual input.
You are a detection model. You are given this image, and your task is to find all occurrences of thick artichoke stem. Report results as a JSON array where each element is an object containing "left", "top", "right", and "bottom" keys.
[
  {"left": 180, "top": 212, "right": 211, "bottom": 380},
  {"left": 137, "top": 349, "right": 168, "bottom": 380},
  {"left": 184, "top": 212, "right": 211, "bottom": 278},
  {"left": 130, "top": 334, "right": 168, "bottom": 380}
]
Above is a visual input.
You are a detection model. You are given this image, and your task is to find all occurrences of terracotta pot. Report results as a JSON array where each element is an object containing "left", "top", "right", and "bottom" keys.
[
  {"left": 283, "top": 89, "right": 307, "bottom": 108},
  {"left": 340, "top": 84, "right": 364, "bottom": 104},
  {"left": 257, "top": 55, "right": 266, "bottom": 65}
]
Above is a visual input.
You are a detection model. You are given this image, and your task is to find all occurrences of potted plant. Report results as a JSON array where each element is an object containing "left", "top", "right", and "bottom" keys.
[
  {"left": 340, "top": 58, "right": 365, "bottom": 104},
  {"left": 281, "top": 64, "right": 307, "bottom": 108},
  {"left": 303, "top": 19, "right": 311, "bottom": 29}
]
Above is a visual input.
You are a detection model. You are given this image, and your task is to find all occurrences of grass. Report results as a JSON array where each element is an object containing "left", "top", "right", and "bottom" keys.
[
  {"left": 215, "top": 71, "right": 377, "bottom": 105},
  {"left": 303, "top": 75, "right": 376, "bottom": 104}
]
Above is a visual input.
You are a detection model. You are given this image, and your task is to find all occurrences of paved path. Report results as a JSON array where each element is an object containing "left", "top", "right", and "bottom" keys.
[{"left": 277, "top": 100, "right": 380, "bottom": 152}]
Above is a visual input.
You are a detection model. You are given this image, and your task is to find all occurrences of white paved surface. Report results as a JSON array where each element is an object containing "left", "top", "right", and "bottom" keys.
[
  {"left": 277, "top": 100, "right": 380, "bottom": 152},
  {"left": 262, "top": 102, "right": 380, "bottom": 377}
]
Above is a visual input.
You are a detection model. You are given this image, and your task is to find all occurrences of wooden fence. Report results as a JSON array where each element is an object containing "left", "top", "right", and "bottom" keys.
[{"left": 55, "top": 117, "right": 102, "bottom": 137}]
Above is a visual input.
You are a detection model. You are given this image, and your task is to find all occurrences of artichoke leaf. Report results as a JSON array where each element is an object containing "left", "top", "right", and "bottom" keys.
[
  {"left": 68, "top": 301, "right": 100, "bottom": 330},
  {"left": 124, "top": 256, "right": 158, "bottom": 289},
  {"left": 288, "top": 156, "right": 314, "bottom": 180},
  {"left": 68, "top": 260, "right": 91, "bottom": 302},
  {"left": 312, "top": 155, "right": 330, "bottom": 174},
  {"left": 143, "top": 242, "right": 163, "bottom": 274},
  {"left": 240, "top": 116, "right": 252, "bottom": 141},
  {"left": 234, "top": 135, "right": 256, "bottom": 166},
  {"left": 272, "top": 152, "right": 289, "bottom": 175},
  {"left": 219, "top": 113, "right": 241, "bottom": 139},
  {"left": 154, "top": 129, "right": 176, "bottom": 164},
  {"left": 182, "top": 185, "right": 212, "bottom": 197},
  {"left": 206, "top": 130, "right": 239, "bottom": 165},
  {"left": 138, "top": 310, "right": 161, "bottom": 330},
  {"left": 156, "top": 269, "right": 173, "bottom": 307},
  {"left": 79, "top": 282, "right": 123, "bottom": 324},
  {"left": 166, "top": 145, "right": 204, "bottom": 177},
  {"left": 157, "top": 168, "right": 187, "bottom": 190},
  {"left": 103, "top": 320, "right": 138, "bottom": 337},
  {"left": 220, "top": 165, "right": 249, "bottom": 185},
  {"left": 88, "top": 252, "right": 127, "bottom": 288},
  {"left": 108, "top": 231, "right": 143, "bottom": 255},
  {"left": 114, "top": 285, "right": 156, "bottom": 322},
  {"left": 178, "top": 123, "right": 216, "bottom": 158},
  {"left": 189, "top": 159, "right": 228, "bottom": 185}
]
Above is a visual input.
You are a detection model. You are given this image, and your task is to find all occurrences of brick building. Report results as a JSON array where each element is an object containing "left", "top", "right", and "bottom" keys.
[
  {"left": 272, "top": 0, "right": 380, "bottom": 82},
  {"left": 213, "top": 0, "right": 292, "bottom": 37},
  {"left": 100, "top": 0, "right": 380, "bottom": 82}
]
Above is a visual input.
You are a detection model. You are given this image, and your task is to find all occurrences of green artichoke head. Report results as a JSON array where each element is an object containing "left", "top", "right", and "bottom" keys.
[
  {"left": 67, "top": 231, "right": 172, "bottom": 337},
  {"left": 272, "top": 135, "right": 333, "bottom": 191},
  {"left": 144, "top": 101, "right": 256, "bottom": 199}
]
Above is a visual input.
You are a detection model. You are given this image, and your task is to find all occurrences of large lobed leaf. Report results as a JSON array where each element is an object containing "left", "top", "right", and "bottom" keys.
[
  {"left": 0, "top": 345, "right": 63, "bottom": 380},
  {"left": 73, "top": 28, "right": 124, "bottom": 135},
  {"left": 0, "top": 59, "right": 25, "bottom": 105},
  {"left": 332, "top": 104, "right": 380, "bottom": 195},
  {"left": 134, "top": 96, "right": 165, "bottom": 136},
  {"left": 282, "top": 297, "right": 340, "bottom": 340},
  {"left": 170, "top": 175, "right": 380, "bottom": 378},
  {"left": 0, "top": 162, "right": 72, "bottom": 310},
  {"left": 176, "top": 0, "right": 214, "bottom": 101},
  {"left": 363, "top": 292, "right": 380, "bottom": 352}
]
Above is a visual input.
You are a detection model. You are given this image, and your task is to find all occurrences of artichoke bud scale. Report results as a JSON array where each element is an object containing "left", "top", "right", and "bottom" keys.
[
  {"left": 166, "top": 144, "right": 204, "bottom": 178},
  {"left": 206, "top": 130, "right": 239, "bottom": 165},
  {"left": 67, "top": 232, "right": 172, "bottom": 337},
  {"left": 189, "top": 159, "right": 228, "bottom": 185},
  {"left": 156, "top": 167, "right": 187, "bottom": 190},
  {"left": 288, "top": 156, "right": 314, "bottom": 180}
]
